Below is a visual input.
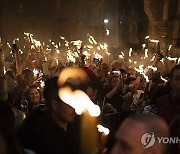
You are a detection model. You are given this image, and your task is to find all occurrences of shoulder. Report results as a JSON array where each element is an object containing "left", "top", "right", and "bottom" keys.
[
  {"left": 157, "top": 93, "right": 171, "bottom": 101},
  {"left": 156, "top": 93, "right": 172, "bottom": 107}
]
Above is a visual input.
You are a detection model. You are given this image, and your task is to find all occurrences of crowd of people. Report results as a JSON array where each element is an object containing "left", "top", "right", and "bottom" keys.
[{"left": 0, "top": 35, "right": 180, "bottom": 154}]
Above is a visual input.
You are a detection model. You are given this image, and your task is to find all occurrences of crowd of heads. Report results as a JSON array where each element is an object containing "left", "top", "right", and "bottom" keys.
[{"left": 0, "top": 35, "right": 180, "bottom": 154}]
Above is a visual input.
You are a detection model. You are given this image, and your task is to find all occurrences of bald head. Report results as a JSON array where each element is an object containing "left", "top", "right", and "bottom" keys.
[{"left": 111, "top": 115, "right": 169, "bottom": 154}]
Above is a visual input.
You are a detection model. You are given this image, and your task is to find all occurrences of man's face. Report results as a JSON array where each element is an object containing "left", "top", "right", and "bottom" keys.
[
  {"left": 111, "top": 120, "right": 147, "bottom": 154},
  {"left": 55, "top": 101, "right": 76, "bottom": 123},
  {"left": 171, "top": 69, "right": 180, "bottom": 92}
]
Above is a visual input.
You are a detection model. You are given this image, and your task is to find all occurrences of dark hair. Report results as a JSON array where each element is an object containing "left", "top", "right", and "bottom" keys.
[
  {"left": 43, "top": 77, "right": 58, "bottom": 102},
  {"left": 120, "top": 69, "right": 127, "bottom": 74},
  {"left": 44, "top": 77, "right": 63, "bottom": 106},
  {"left": 5, "top": 70, "right": 16, "bottom": 80},
  {"left": 152, "top": 76, "right": 163, "bottom": 84},
  {"left": 88, "top": 81, "right": 101, "bottom": 91},
  {"left": 125, "top": 77, "right": 136, "bottom": 85},
  {"left": 170, "top": 65, "right": 180, "bottom": 79}
]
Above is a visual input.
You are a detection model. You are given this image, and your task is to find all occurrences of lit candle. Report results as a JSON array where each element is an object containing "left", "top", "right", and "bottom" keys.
[
  {"left": 59, "top": 87, "right": 100, "bottom": 154},
  {"left": 58, "top": 68, "right": 101, "bottom": 154},
  {"left": 80, "top": 111, "right": 98, "bottom": 154},
  {"left": 97, "top": 125, "right": 110, "bottom": 153}
]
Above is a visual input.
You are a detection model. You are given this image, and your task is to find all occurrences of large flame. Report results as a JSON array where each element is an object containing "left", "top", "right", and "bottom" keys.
[{"left": 58, "top": 87, "right": 101, "bottom": 117}]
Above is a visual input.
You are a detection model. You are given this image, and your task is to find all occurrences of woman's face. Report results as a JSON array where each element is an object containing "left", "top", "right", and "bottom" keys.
[
  {"left": 111, "top": 77, "right": 120, "bottom": 88},
  {"left": 29, "top": 88, "right": 40, "bottom": 105}
]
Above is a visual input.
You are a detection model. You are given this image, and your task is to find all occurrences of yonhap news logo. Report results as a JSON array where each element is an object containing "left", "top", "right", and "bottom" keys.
[
  {"left": 141, "top": 132, "right": 155, "bottom": 148},
  {"left": 141, "top": 132, "right": 180, "bottom": 149}
]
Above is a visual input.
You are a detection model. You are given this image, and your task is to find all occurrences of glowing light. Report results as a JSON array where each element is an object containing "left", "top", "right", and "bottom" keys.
[
  {"left": 97, "top": 125, "right": 110, "bottom": 135},
  {"left": 142, "top": 44, "right": 146, "bottom": 48},
  {"left": 134, "top": 61, "right": 137, "bottom": 64},
  {"left": 149, "top": 39, "right": 159, "bottom": 43},
  {"left": 71, "top": 40, "right": 82, "bottom": 49},
  {"left": 160, "top": 58, "right": 165, "bottom": 65},
  {"left": 55, "top": 58, "right": 59, "bottom": 65},
  {"left": 121, "top": 52, "right": 125, "bottom": 57},
  {"left": 94, "top": 52, "right": 103, "bottom": 60},
  {"left": 7, "top": 43, "right": 11, "bottom": 49},
  {"left": 104, "top": 19, "right": 109, "bottom": 24},
  {"left": 58, "top": 87, "right": 101, "bottom": 117},
  {"left": 129, "top": 59, "right": 132, "bottom": 63},
  {"left": 144, "top": 49, "right": 148, "bottom": 58},
  {"left": 60, "top": 36, "right": 65, "bottom": 40},
  {"left": 166, "top": 56, "right": 177, "bottom": 61},
  {"left": 129, "top": 48, "right": 133, "bottom": 57},
  {"left": 106, "top": 29, "right": 110, "bottom": 35},
  {"left": 151, "top": 54, "right": 156, "bottom": 61},
  {"left": 160, "top": 76, "right": 168, "bottom": 82},
  {"left": 178, "top": 58, "right": 180, "bottom": 64},
  {"left": 86, "top": 45, "right": 93, "bottom": 49},
  {"left": 148, "top": 66, "right": 158, "bottom": 71},
  {"left": 34, "top": 40, "right": 41, "bottom": 48},
  {"left": 88, "top": 34, "right": 97, "bottom": 45},
  {"left": 119, "top": 55, "right": 124, "bottom": 59},
  {"left": 134, "top": 65, "right": 150, "bottom": 82},
  {"left": 168, "top": 45, "right": 172, "bottom": 51},
  {"left": 67, "top": 50, "right": 76, "bottom": 63},
  {"left": 4, "top": 68, "right": 6, "bottom": 74},
  {"left": 33, "top": 69, "right": 39, "bottom": 77},
  {"left": 83, "top": 51, "right": 91, "bottom": 58},
  {"left": 56, "top": 50, "right": 60, "bottom": 54},
  {"left": 99, "top": 43, "right": 108, "bottom": 50},
  {"left": 40, "top": 80, "right": 45, "bottom": 88},
  {"left": 145, "top": 36, "right": 150, "bottom": 39}
]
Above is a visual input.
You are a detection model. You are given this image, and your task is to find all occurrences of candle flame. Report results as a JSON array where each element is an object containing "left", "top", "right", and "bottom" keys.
[
  {"left": 60, "top": 36, "right": 65, "bottom": 40},
  {"left": 145, "top": 36, "right": 150, "bottom": 39},
  {"left": 71, "top": 40, "right": 82, "bottom": 49},
  {"left": 166, "top": 56, "right": 177, "bottom": 61},
  {"left": 134, "top": 61, "right": 137, "bottom": 64},
  {"left": 88, "top": 34, "right": 97, "bottom": 45},
  {"left": 129, "top": 59, "right": 132, "bottom": 63},
  {"left": 148, "top": 65, "right": 158, "bottom": 71},
  {"left": 119, "top": 55, "right": 124, "bottom": 59},
  {"left": 106, "top": 29, "right": 110, "bottom": 35},
  {"left": 160, "top": 76, "right": 168, "bottom": 82},
  {"left": 97, "top": 125, "right": 110, "bottom": 135},
  {"left": 149, "top": 39, "right": 159, "bottom": 43},
  {"left": 168, "top": 45, "right": 172, "bottom": 51},
  {"left": 94, "top": 52, "right": 103, "bottom": 59},
  {"left": 142, "top": 44, "right": 146, "bottom": 48},
  {"left": 134, "top": 65, "right": 150, "bottom": 82},
  {"left": 58, "top": 87, "right": 101, "bottom": 117},
  {"left": 144, "top": 49, "right": 148, "bottom": 58},
  {"left": 33, "top": 69, "right": 39, "bottom": 77},
  {"left": 151, "top": 54, "right": 156, "bottom": 61},
  {"left": 129, "top": 48, "right": 133, "bottom": 57},
  {"left": 40, "top": 80, "right": 45, "bottom": 88}
]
